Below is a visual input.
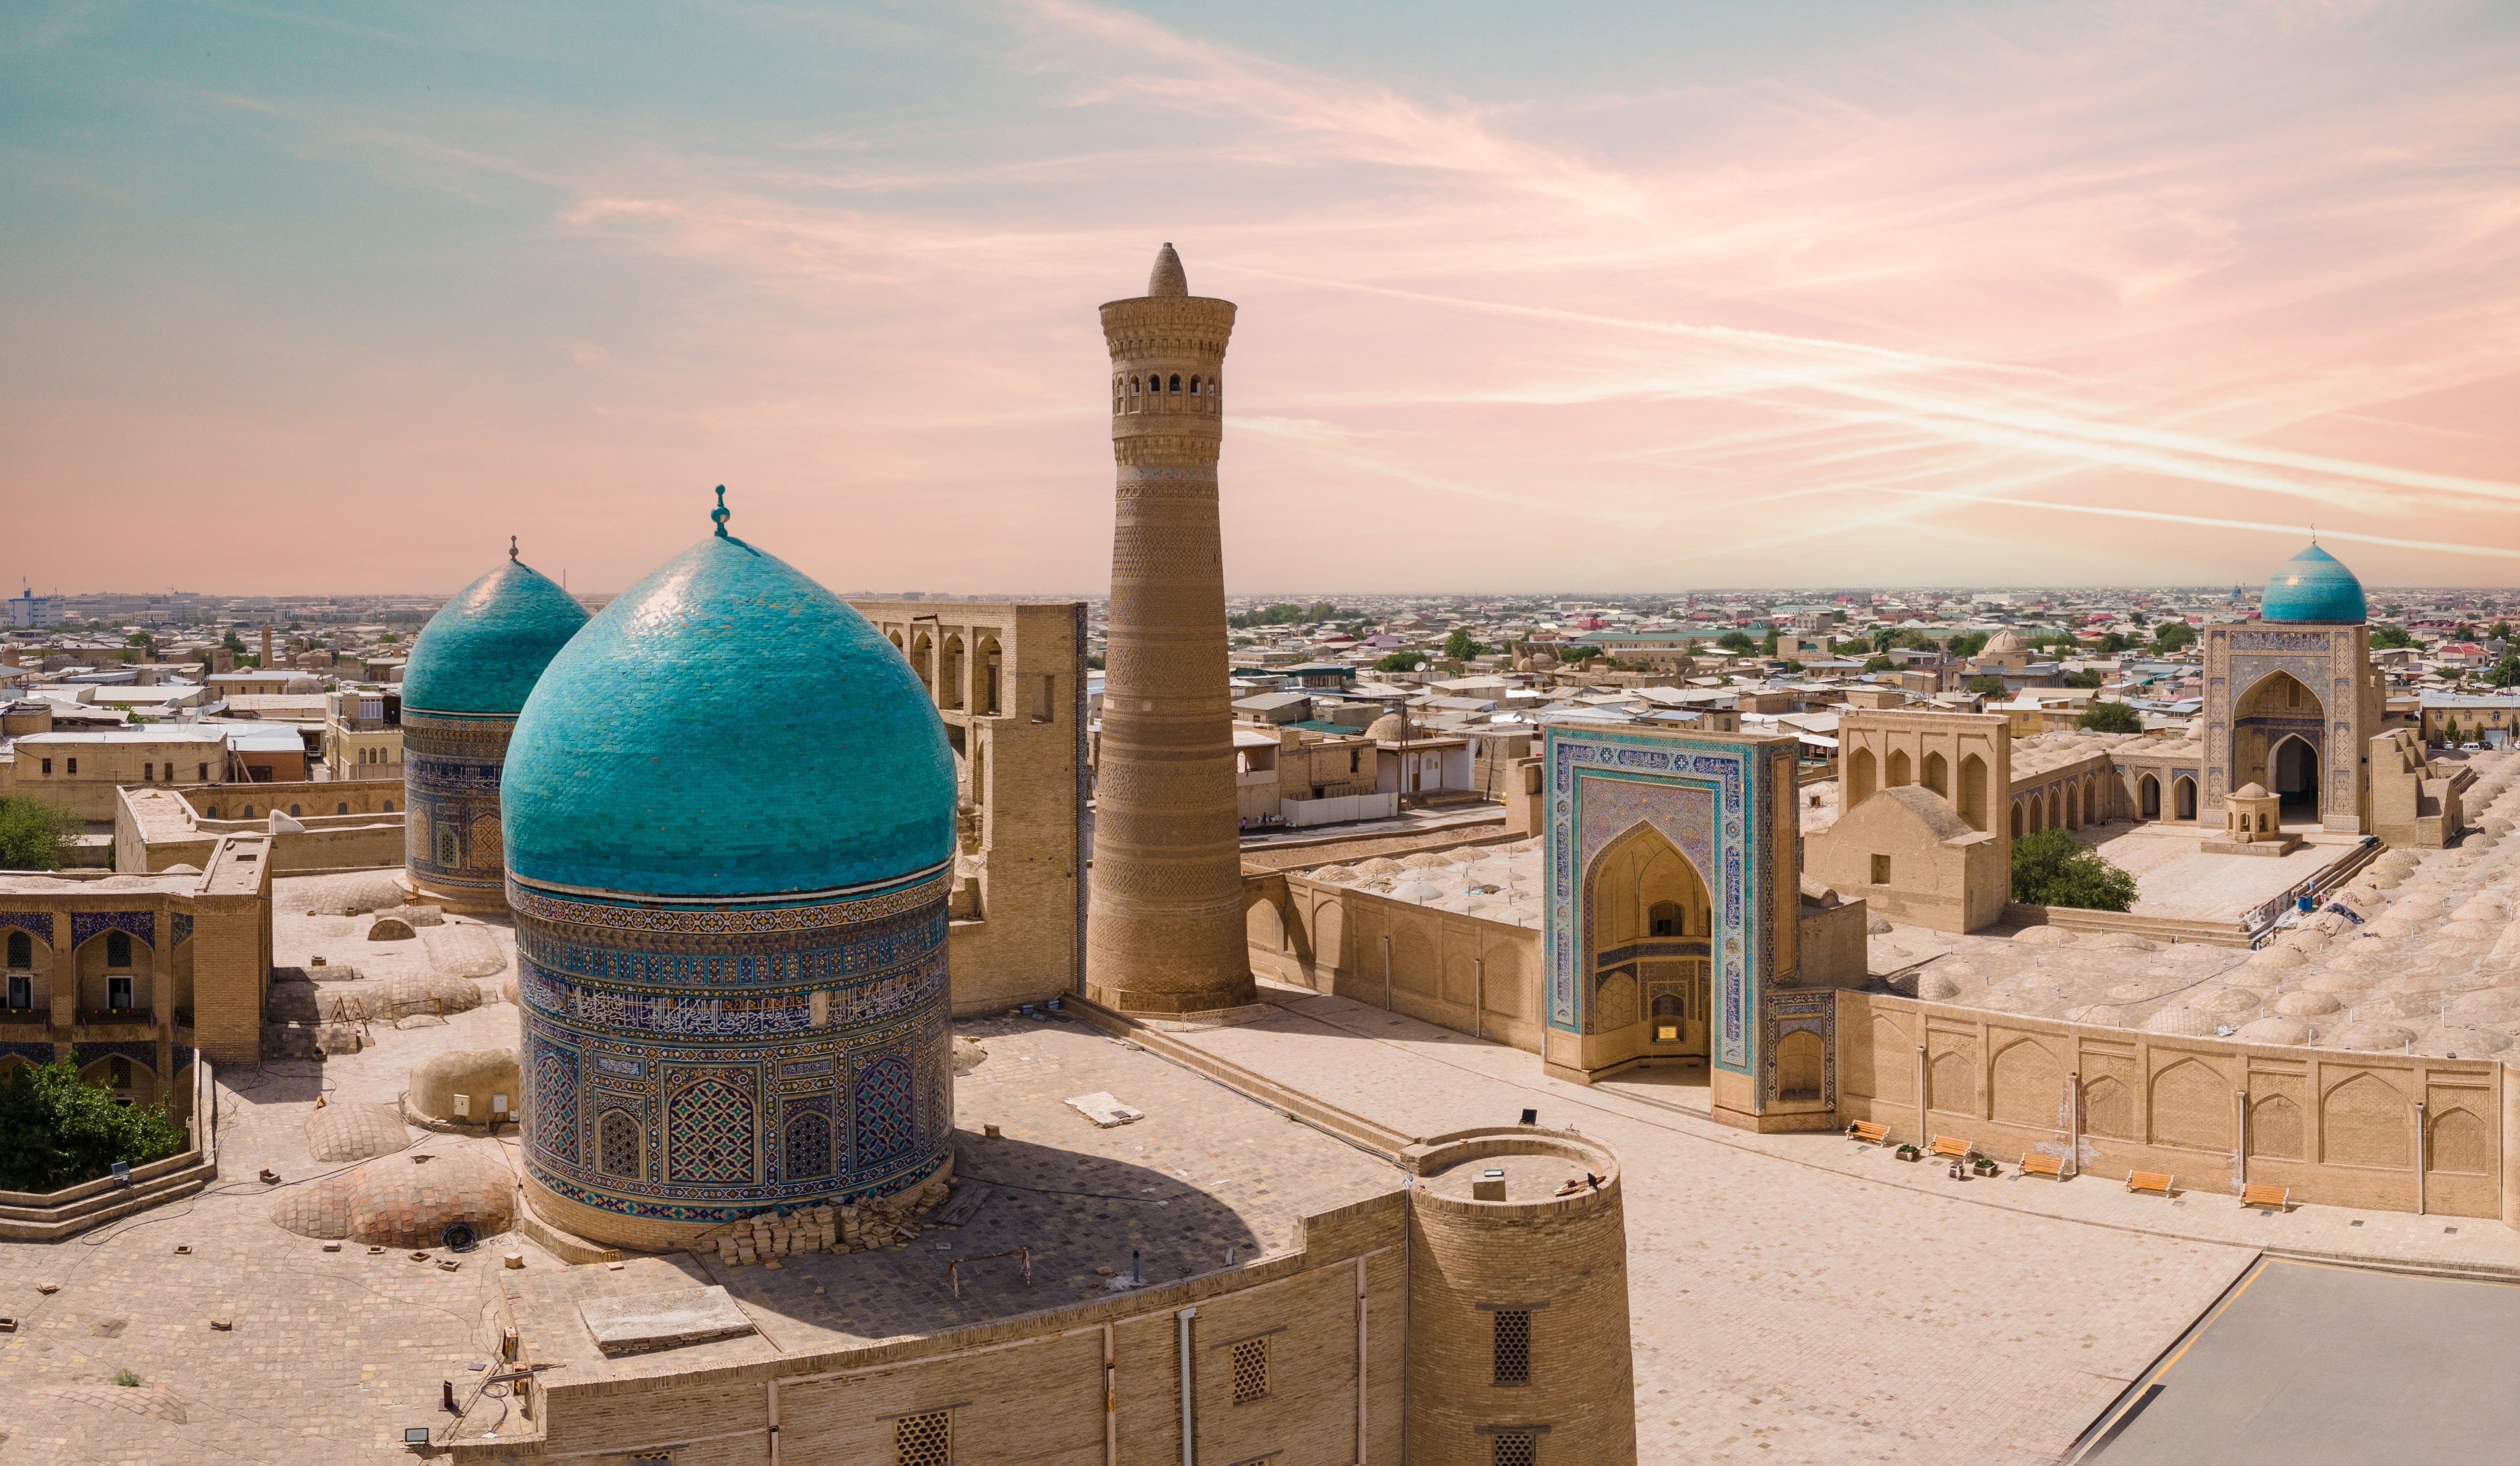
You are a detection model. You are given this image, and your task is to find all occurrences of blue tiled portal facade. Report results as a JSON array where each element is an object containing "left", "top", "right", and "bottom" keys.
[
  {"left": 502, "top": 519, "right": 960, "bottom": 1237},
  {"left": 402, "top": 557, "right": 588, "bottom": 906}
]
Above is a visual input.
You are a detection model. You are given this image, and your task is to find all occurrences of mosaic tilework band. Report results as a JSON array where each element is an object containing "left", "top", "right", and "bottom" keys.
[{"left": 518, "top": 881, "right": 954, "bottom": 1223}]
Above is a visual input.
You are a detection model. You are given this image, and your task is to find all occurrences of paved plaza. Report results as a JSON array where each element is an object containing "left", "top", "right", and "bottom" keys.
[{"left": 2080, "top": 1257, "right": 2520, "bottom": 1464}]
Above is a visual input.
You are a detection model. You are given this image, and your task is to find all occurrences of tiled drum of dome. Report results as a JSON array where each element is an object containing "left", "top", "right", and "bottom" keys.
[
  {"left": 400, "top": 555, "right": 588, "bottom": 910},
  {"left": 500, "top": 510, "right": 959, "bottom": 1243}
]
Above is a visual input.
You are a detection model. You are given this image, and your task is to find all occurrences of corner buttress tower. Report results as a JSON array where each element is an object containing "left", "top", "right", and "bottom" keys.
[{"left": 1086, "top": 244, "right": 1256, "bottom": 1015}]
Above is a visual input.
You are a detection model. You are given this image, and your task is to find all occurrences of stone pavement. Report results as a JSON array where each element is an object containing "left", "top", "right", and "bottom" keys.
[
  {"left": 0, "top": 992, "right": 537, "bottom": 1465},
  {"left": 1161, "top": 983, "right": 2266, "bottom": 1465}
]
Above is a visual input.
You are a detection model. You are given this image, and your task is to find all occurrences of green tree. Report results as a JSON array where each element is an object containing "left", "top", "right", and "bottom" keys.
[
  {"left": 2150, "top": 622, "right": 2197, "bottom": 652},
  {"left": 2370, "top": 625, "right": 2413, "bottom": 650},
  {"left": 1863, "top": 655, "right": 1898, "bottom": 673},
  {"left": 2096, "top": 632, "right": 2133, "bottom": 655},
  {"left": 2063, "top": 669, "right": 2106, "bottom": 689},
  {"left": 1084, "top": 652, "right": 1105, "bottom": 670},
  {"left": 2078, "top": 701, "right": 2143, "bottom": 733},
  {"left": 2491, "top": 621, "right": 2513, "bottom": 642},
  {"left": 1305, "top": 601, "right": 1340, "bottom": 621},
  {"left": 1440, "top": 628, "right": 1485, "bottom": 662},
  {"left": 1560, "top": 644, "right": 1603, "bottom": 664},
  {"left": 1838, "top": 636, "right": 1871, "bottom": 655},
  {"left": 1949, "top": 632, "right": 1991, "bottom": 658},
  {"left": 2488, "top": 655, "right": 2520, "bottom": 689},
  {"left": 2440, "top": 717, "right": 2463, "bottom": 746},
  {"left": 0, "top": 796, "right": 81, "bottom": 871},
  {"left": 1760, "top": 630, "right": 1781, "bottom": 657},
  {"left": 124, "top": 631, "right": 155, "bottom": 657},
  {"left": 220, "top": 628, "right": 247, "bottom": 654},
  {"left": 1376, "top": 650, "right": 1426, "bottom": 672},
  {"left": 2009, "top": 829, "right": 2138, "bottom": 911},
  {"left": 1714, "top": 631, "right": 1757, "bottom": 655},
  {"left": 0, "top": 1053, "right": 189, "bottom": 1192},
  {"left": 1966, "top": 675, "right": 2009, "bottom": 697}
]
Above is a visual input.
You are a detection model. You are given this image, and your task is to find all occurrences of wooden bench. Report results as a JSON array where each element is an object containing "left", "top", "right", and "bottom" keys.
[
  {"left": 2241, "top": 1183, "right": 2291, "bottom": 1212},
  {"left": 2018, "top": 1152, "right": 2066, "bottom": 1180},
  {"left": 2126, "top": 1171, "right": 2175, "bottom": 1197},
  {"left": 1847, "top": 1121, "right": 1891, "bottom": 1146},
  {"left": 1926, "top": 1136, "right": 1974, "bottom": 1162}
]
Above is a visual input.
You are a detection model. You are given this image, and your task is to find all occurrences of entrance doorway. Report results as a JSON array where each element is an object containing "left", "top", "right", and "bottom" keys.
[
  {"left": 1584, "top": 822, "right": 1712, "bottom": 1060},
  {"left": 2272, "top": 736, "right": 2319, "bottom": 822}
]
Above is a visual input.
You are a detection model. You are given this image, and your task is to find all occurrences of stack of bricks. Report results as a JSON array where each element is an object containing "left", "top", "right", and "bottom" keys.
[{"left": 690, "top": 1174, "right": 956, "bottom": 1270}]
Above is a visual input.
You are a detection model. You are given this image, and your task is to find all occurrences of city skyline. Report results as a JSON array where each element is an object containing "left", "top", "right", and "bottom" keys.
[{"left": 6, "top": 1, "right": 2517, "bottom": 596}]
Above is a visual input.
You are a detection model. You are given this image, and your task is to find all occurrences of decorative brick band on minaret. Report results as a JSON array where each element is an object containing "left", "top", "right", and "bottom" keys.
[{"left": 1086, "top": 244, "right": 1256, "bottom": 1015}]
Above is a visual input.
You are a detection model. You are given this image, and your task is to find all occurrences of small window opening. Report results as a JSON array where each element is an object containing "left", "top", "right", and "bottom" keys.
[
  {"left": 65, "top": 758, "right": 77, "bottom": 775},
  {"left": 895, "top": 1409, "right": 952, "bottom": 1466},
  {"left": 1492, "top": 1432, "right": 1537, "bottom": 1466},
  {"left": 1870, "top": 854, "right": 1892, "bottom": 885},
  {"left": 1189, "top": 374, "right": 1201, "bottom": 393},
  {"left": 108, "top": 1055, "right": 132, "bottom": 1089},
  {"left": 1169, "top": 373, "right": 1182, "bottom": 392},
  {"left": 107, "top": 931, "right": 132, "bottom": 968},
  {"left": 1231, "top": 1335, "right": 1271, "bottom": 1404},
  {"left": 1493, "top": 1309, "right": 1531, "bottom": 1386},
  {"left": 108, "top": 976, "right": 134, "bottom": 1013},
  {"left": 6, "top": 930, "right": 29, "bottom": 968}
]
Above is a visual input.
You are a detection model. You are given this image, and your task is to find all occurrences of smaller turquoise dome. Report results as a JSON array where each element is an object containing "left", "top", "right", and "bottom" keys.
[
  {"left": 2259, "top": 543, "right": 2366, "bottom": 624},
  {"left": 502, "top": 525, "right": 955, "bottom": 899},
  {"left": 404, "top": 557, "right": 590, "bottom": 716}
]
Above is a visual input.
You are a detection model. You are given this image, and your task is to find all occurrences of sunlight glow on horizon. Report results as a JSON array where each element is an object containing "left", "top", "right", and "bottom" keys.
[{"left": 3, "top": 0, "right": 2515, "bottom": 596}]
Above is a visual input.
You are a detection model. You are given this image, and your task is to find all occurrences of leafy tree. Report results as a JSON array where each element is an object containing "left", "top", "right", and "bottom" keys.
[
  {"left": 1863, "top": 655, "right": 1898, "bottom": 673},
  {"left": 2440, "top": 717, "right": 2463, "bottom": 746},
  {"left": 1760, "top": 630, "right": 1781, "bottom": 656},
  {"left": 1714, "top": 631, "right": 1758, "bottom": 655},
  {"left": 1305, "top": 601, "right": 1342, "bottom": 621},
  {"left": 0, "top": 796, "right": 81, "bottom": 871},
  {"left": 2488, "top": 655, "right": 2520, "bottom": 689},
  {"left": 1966, "top": 675, "right": 2009, "bottom": 697},
  {"left": 124, "top": 631, "right": 155, "bottom": 657},
  {"left": 2096, "top": 632, "right": 2133, "bottom": 655},
  {"left": 1560, "top": 644, "right": 1603, "bottom": 664},
  {"left": 2150, "top": 621, "right": 2197, "bottom": 652},
  {"left": 1085, "top": 652, "right": 1105, "bottom": 670},
  {"left": 1831, "top": 609, "right": 1847, "bottom": 623},
  {"left": 1838, "top": 636, "right": 1871, "bottom": 655},
  {"left": 2078, "top": 701, "right": 2143, "bottom": 733},
  {"left": 220, "top": 629, "right": 247, "bottom": 654},
  {"left": 2490, "top": 621, "right": 2513, "bottom": 642},
  {"left": 2369, "top": 625, "right": 2414, "bottom": 650},
  {"left": 0, "top": 1053, "right": 189, "bottom": 1192},
  {"left": 1949, "top": 632, "right": 1991, "bottom": 658},
  {"left": 1376, "top": 650, "right": 1427, "bottom": 672},
  {"left": 1440, "top": 628, "right": 1484, "bottom": 662},
  {"left": 2062, "top": 669, "right": 2106, "bottom": 689},
  {"left": 2009, "top": 829, "right": 2138, "bottom": 911}
]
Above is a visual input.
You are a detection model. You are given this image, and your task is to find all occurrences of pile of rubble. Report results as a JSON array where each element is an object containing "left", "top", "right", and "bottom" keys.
[{"left": 690, "top": 1169, "right": 954, "bottom": 1270}]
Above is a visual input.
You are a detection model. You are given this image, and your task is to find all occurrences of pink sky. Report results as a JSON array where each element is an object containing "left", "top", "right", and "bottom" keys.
[{"left": 4, "top": 0, "right": 2516, "bottom": 596}]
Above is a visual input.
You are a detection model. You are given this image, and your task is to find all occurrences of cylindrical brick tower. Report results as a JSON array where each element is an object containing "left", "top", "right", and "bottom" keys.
[
  {"left": 1086, "top": 244, "right": 1255, "bottom": 1016},
  {"left": 1405, "top": 1128, "right": 1638, "bottom": 1464}
]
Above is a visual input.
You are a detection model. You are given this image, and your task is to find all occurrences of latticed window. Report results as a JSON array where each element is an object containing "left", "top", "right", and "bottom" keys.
[
  {"left": 895, "top": 1409, "right": 951, "bottom": 1465},
  {"left": 1492, "top": 1430, "right": 1536, "bottom": 1466},
  {"left": 1230, "top": 1335, "right": 1270, "bottom": 1404},
  {"left": 599, "top": 1110, "right": 641, "bottom": 1179},
  {"left": 786, "top": 1112, "right": 832, "bottom": 1179},
  {"left": 1492, "top": 1309, "right": 1531, "bottom": 1386}
]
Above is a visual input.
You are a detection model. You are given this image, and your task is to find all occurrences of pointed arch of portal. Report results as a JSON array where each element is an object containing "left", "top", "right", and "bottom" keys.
[{"left": 1582, "top": 819, "right": 1714, "bottom": 1054}]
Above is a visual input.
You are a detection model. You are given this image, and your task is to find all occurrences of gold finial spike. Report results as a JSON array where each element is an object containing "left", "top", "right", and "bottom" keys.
[{"left": 1148, "top": 242, "right": 1188, "bottom": 298}]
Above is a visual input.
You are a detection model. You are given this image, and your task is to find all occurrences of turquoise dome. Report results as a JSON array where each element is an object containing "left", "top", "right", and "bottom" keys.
[
  {"left": 502, "top": 524, "right": 955, "bottom": 899},
  {"left": 403, "top": 557, "right": 590, "bottom": 716},
  {"left": 2259, "top": 543, "right": 2366, "bottom": 624}
]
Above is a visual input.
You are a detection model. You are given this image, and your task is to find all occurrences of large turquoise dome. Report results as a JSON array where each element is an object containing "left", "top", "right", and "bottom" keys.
[
  {"left": 2259, "top": 543, "right": 2366, "bottom": 624},
  {"left": 502, "top": 525, "right": 955, "bottom": 899},
  {"left": 403, "top": 556, "right": 590, "bottom": 716}
]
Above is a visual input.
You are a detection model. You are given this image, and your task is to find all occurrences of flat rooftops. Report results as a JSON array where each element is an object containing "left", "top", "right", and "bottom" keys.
[
  {"left": 500, "top": 1013, "right": 1399, "bottom": 1386},
  {"left": 12, "top": 726, "right": 230, "bottom": 744}
]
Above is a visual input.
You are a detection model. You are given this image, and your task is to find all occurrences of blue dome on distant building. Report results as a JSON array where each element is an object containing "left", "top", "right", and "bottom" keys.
[
  {"left": 2258, "top": 543, "right": 2366, "bottom": 625},
  {"left": 403, "top": 553, "right": 589, "bottom": 716},
  {"left": 502, "top": 508, "right": 955, "bottom": 900}
]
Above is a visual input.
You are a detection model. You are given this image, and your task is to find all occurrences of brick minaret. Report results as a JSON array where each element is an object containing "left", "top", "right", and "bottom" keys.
[{"left": 1086, "top": 244, "right": 1255, "bottom": 1015}]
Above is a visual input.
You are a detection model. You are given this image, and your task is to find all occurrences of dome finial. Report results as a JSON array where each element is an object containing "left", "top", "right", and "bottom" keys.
[
  {"left": 509, "top": 534, "right": 519, "bottom": 563},
  {"left": 1148, "top": 242, "right": 1188, "bottom": 297},
  {"left": 711, "top": 484, "right": 731, "bottom": 538}
]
